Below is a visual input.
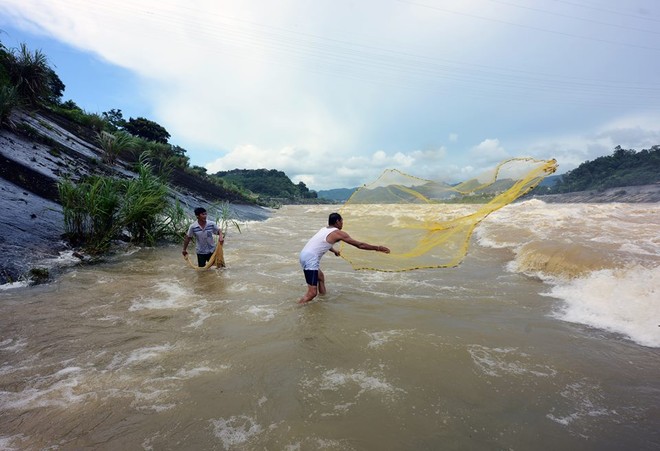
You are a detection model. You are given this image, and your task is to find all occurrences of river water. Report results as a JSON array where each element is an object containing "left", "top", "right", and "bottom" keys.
[{"left": 1, "top": 202, "right": 659, "bottom": 450}]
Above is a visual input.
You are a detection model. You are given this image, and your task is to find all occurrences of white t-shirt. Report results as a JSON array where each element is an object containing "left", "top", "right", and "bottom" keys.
[{"left": 186, "top": 220, "right": 219, "bottom": 254}]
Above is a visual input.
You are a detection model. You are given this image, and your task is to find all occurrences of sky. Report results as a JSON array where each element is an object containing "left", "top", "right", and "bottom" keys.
[{"left": 1, "top": 0, "right": 659, "bottom": 191}]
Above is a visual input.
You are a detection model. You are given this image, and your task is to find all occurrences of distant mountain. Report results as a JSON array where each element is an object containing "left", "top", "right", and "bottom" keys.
[
  {"left": 317, "top": 187, "right": 357, "bottom": 202},
  {"left": 321, "top": 176, "right": 557, "bottom": 203},
  {"left": 538, "top": 174, "right": 561, "bottom": 187}
]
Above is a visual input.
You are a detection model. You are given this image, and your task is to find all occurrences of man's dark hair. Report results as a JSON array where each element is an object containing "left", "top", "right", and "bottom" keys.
[
  {"left": 328, "top": 212, "right": 342, "bottom": 226},
  {"left": 194, "top": 207, "right": 206, "bottom": 216}
]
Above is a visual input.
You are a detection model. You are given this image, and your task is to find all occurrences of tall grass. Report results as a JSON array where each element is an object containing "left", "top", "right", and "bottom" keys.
[
  {"left": 0, "top": 84, "right": 18, "bottom": 129},
  {"left": 214, "top": 201, "right": 242, "bottom": 237},
  {"left": 58, "top": 176, "right": 121, "bottom": 252},
  {"left": 6, "top": 43, "right": 50, "bottom": 105},
  {"left": 58, "top": 162, "right": 175, "bottom": 252},
  {"left": 58, "top": 177, "right": 89, "bottom": 244},
  {"left": 97, "top": 130, "right": 135, "bottom": 165},
  {"left": 155, "top": 199, "right": 188, "bottom": 242},
  {"left": 118, "top": 163, "right": 169, "bottom": 245},
  {"left": 86, "top": 176, "right": 121, "bottom": 249}
]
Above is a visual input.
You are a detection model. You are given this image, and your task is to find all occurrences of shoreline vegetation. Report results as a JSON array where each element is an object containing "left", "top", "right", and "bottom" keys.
[{"left": 1, "top": 39, "right": 658, "bottom": 286}]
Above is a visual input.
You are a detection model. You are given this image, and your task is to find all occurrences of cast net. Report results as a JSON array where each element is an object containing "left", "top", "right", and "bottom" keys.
[
  {"left": 338, "top": 157, "right": 557, "bottom": 271},
  {"left": 183, "top": 240, "right": 225, "bottom": 270}
]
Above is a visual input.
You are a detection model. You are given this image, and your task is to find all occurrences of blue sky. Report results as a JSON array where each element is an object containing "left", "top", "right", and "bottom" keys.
[{"left": 1, "top": 0, "right": 659, "bottom": 190}]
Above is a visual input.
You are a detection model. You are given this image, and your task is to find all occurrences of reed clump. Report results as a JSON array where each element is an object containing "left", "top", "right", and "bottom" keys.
[{"left": 58, "top": 162, "right": 184, "bottom": 253}]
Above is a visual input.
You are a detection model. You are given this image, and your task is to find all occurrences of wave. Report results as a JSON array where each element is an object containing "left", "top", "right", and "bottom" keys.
[
  {"left": 544, "top": 266, "right": 660, "bottom": 348},
  {"left": 477, "top": 201, "right": 660, "bottom": 347}
]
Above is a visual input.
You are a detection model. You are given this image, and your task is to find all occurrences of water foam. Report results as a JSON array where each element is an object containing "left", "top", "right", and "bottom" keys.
[
  {"left": 0, "top": 280, "right": 29, "bottom": 290},
  {"left": 129, "top": 281, "right": 189, "bottom": 311},
  {"left": 0, "top": 434, "right": 26, "bottom": 450},
  {"left": 546, "top": 380, "right": 615, "bottom": 427},
  {"left": 0, "top": 367, "right": 92, "bottom": 409},
  {"left": 365, "top": 329, "right": 412, "bottom": 348},
  {"left": 210, "top": 415, "right": 263, "bottom": 448},
  {"left": 545, "top": 266, "right": 660, "bottom": 348},
  {"left": 316, "top": 369, "right": 400, "bottom": 395},
  {"left": 239, "top": 305, "right": 278, "bottom": 322},
  {"left": 107, "top": 343, "right": 175, "bottom": 370},
  {"left": 0, "top": 337, "right": 27, "bottom": 352},
  {"left": 187, "top": 305, "right": 214, "bottom": 328},
  {"left": 468, "top": 345, "right": 558, "bottom": 378}
]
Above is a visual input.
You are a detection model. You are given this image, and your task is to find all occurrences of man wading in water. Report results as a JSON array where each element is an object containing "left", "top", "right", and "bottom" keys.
[
  {"left": 182, "top": 207, "right": 224, "bottom": 268},
  {"left": 298, "top": 212, "right": 390, "bottom": 304}
]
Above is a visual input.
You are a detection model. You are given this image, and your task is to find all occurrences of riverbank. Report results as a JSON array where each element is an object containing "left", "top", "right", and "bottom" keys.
[{"left": 532, "top": 183, "right": 660, "bottom": 203}]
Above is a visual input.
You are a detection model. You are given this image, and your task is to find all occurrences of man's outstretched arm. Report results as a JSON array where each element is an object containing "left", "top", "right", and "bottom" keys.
[{"left": 334, "top": 231, "right": 390, "bottom": 253}]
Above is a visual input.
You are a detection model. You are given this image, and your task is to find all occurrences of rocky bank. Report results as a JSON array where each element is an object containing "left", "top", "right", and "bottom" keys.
[{"left": 533, "top": 183, "right": 660, "bottom": 203}]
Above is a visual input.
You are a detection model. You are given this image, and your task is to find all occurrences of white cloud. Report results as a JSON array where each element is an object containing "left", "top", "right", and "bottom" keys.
[
  {"left": 206, "top": 144, "right": 310, "bottom": 173},
  {"left": 468, "top": 139, "right": 510, "bottom": 167}
]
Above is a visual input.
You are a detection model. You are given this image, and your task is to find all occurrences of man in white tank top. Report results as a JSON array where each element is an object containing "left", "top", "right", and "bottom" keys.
[{"left": 298, "top": 212, "right": 390, "bottom": 304}]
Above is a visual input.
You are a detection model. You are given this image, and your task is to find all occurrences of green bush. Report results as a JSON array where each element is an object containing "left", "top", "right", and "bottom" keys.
[
  {"left": 58, "top": 162, "right": 176, "bottom": 252},
  {"left": 53, "top": 106, "right": 108, "bottom": 131},
  {"left": 118, "top": 163, "right": 169, "bottom": 245}
]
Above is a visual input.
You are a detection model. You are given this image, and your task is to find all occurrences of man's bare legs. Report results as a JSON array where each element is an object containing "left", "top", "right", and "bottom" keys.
[
  {"left": 298, "top": 285, "right": 318, "bottom": 304},
  {"left": 298, "top": 270, "right": 326, "bottom": 304},
  {"left": 318, "top": 269, "right": 326, "bottom": 295}
]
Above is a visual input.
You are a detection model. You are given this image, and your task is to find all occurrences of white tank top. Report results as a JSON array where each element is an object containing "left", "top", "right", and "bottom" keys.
[{"left": 299, "top": 227, "right": 338, "bottom": 270}]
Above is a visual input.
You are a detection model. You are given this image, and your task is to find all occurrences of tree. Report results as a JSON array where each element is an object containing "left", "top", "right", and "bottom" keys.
[
  {"left": 297, "top": 181, "right": 317, "bottom": 198},
  {"left": 124, "top": 116, "right": 170, "bottom": 143},
  {"left": 46, "top": 67, "right": 65, "bottom": 104},
  {"left": 191, "top": 165, "right": 207, "bottom": 176},
  {"left": 102, "top": 108, "right": 126, "bottom": 131},
  {"left": 61, "top": 99, "right": 81, "bottom": 110}
]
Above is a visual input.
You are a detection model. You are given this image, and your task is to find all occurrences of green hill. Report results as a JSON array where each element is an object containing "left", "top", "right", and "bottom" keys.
[
  {"left": 212, "top": 168, "right": 328, "bottom": 205},
  {"left": 551, "top": 146, "right": 660, "bottom": 193}
]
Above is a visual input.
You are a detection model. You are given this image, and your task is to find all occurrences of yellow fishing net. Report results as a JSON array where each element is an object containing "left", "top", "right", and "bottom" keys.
[
  {"left": 339, "top": 157, "right": 557, "bottom": 271},
  {"left": 183, "top": 241, "right": 225, "bottom": 270}
]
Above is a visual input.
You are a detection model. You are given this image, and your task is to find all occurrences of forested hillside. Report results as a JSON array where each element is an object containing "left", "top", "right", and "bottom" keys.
[
  {"left": 550, "top": 145, "right": 659, "bottom": 193},
  {"left": 213, "top": 168, "right": 321, "bottom": 203}
]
